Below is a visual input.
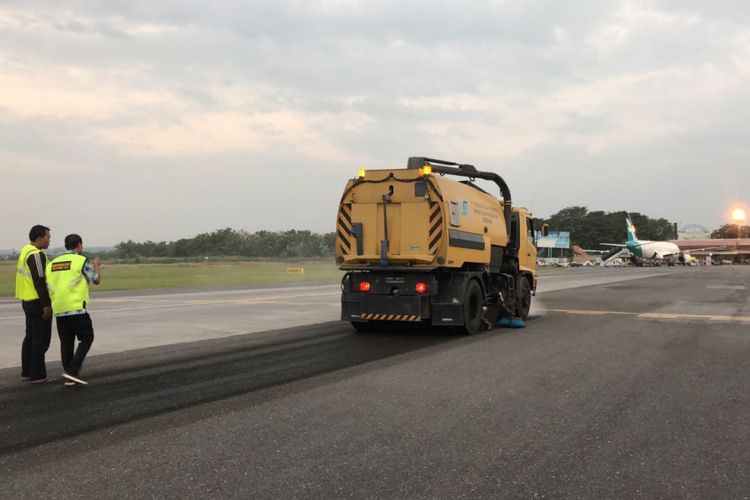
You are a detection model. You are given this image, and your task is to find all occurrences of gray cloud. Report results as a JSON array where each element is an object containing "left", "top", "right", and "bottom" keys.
[{"left": 1, "top": 0, "right": 750, "bottom": 248}]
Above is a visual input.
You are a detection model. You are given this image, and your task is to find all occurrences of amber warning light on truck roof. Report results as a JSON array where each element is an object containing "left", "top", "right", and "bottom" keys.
[
  {"left": 357, "top": 168, "right": 366, "bottom": 179},
  {"left": 418, "top": 165, "right": 432, "bottom": 176}
]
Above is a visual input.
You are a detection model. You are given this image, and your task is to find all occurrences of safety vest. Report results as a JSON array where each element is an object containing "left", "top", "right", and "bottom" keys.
[
  {"left": 46, "top": 253, "right": 91, "bottom": 315},
  {"left": 15, "top": 244, "right": 44, "bottom": 301}
]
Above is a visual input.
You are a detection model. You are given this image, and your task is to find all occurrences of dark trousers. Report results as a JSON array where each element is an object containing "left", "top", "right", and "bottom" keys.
[
  {"left": 57, "top": 313, "right": 94, "bottom": 376},
  {"left": 21, "top": 300, "right": 52, "bottom": 380}
]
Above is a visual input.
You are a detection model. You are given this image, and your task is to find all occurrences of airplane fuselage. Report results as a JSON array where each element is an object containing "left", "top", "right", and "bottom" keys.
[{"left": 628, "top": 240, "right": 681, "bottom": 260}]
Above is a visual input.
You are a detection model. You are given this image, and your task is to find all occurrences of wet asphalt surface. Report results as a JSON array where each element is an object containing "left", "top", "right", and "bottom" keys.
[{"left": 1, "top": 267, "right": 748, "bottom": 498}]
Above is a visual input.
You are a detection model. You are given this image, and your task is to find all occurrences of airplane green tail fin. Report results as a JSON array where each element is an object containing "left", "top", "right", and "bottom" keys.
[{"left": 626, "top": 214, "right": 638, "bottom": 244}]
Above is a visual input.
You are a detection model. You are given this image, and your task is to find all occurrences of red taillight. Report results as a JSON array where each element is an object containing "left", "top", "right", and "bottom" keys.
[
  {"left": 415, "top": 282, "right": 427, "bottom": 293},
  {"left": 359, "top": 281, "right": 371, "bottom": 292}
]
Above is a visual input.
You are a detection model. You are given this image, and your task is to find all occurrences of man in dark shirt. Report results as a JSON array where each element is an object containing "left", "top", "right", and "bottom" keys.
[{"left": 15, "top": 225, "right": 53, "bottom": 383}]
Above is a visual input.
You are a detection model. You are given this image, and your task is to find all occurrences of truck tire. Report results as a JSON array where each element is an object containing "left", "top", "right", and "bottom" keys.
[
  {"left": 516, "top": 275, "right": 532, "bottom": 320},
  {"left": 459, "top": 280, "right": 484, "bottom": 335}
]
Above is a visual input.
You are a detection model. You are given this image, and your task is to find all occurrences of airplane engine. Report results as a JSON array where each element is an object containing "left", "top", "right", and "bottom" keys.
[
  {"left": 630, "top": 255, "right": 643, "bottom": 267},
  {"left": 679, "top": 253, "right": 691, "bottom": 265}
]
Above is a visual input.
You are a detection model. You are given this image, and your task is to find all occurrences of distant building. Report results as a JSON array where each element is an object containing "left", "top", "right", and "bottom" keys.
[
  {"left": 672, "top": 238, "right": 750, "bottom": 261},
  {"left": 677, "top": 224, "right": 710, "bottom": 241}
]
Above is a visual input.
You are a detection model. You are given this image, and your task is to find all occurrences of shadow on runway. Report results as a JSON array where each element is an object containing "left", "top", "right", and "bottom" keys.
[{"left": 0, "top": 321, "right": 467, "bottom": 455}]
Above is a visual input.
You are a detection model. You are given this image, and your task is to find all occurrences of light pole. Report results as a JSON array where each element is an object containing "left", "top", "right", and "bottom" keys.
[{"left": 731, "top": 208, "right": 746, "bottom": 257}]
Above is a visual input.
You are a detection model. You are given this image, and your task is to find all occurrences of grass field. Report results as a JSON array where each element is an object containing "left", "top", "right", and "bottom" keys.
[{"left": 0, "top": 259, "right": 343, "bottom": 297}]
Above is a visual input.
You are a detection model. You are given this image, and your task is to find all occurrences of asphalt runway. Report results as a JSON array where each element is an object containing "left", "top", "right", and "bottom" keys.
[
  {"left": 0, "top": 267, "right": 670, "bottom": 368},
  {"left": 1, "top": 266, "right": 748, "bottom": 498}
]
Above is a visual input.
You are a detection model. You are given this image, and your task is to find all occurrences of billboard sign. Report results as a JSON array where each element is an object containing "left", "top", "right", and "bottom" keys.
[{"left": 535, "top": 230, "right": 570, "bottom": 249}]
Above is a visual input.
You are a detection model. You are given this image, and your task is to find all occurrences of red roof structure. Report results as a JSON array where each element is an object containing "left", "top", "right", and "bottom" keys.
[{"left": 671, "top": 239, "right": 750, "bottom": 256}]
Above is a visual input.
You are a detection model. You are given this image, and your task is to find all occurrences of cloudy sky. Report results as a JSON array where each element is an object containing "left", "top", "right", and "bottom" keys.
[{"left": 2, "top": 0, "right": 749, "bottom": 248}]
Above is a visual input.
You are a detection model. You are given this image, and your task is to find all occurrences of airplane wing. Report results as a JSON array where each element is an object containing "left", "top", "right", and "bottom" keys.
[
  {"left": 600, "top": 243, "right": 627, "bottom": 248},
  {"left": 662, "top": 246, "right": 726, "bottom": 258}
]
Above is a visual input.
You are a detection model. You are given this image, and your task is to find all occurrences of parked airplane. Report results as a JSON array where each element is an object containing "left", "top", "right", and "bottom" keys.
[{"left": 601, "top": 214, "right": 721, "bottom": 266}]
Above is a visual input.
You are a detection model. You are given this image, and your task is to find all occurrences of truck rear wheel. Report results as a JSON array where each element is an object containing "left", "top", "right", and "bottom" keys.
[
  {"left": 459, "top": 280, "right": 484, "bottom": 335},
  {"left": 516, "top": 276, "right": 532, "bottom": 320}
]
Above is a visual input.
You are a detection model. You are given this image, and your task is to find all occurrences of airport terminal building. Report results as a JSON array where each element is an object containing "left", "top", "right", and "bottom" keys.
[{"left": 673, "top": 238, "right": 750, "bottom": 262}]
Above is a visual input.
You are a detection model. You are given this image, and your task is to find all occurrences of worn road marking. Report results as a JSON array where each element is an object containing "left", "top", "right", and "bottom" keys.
[
  {"left": 545, "top": 308, "right": 750, "bottom": 323},
  {"left": 545, "top": 309, "right": 637, "bottom": 316},
  {"left": 96, "top": 291, "right": 340, "bottom": 313},
  {"left": 0, "top": 291, "right": 341, "bottom": 321},
  {"left": 230, "top": 292, "right": 339, "bottom": 305}
]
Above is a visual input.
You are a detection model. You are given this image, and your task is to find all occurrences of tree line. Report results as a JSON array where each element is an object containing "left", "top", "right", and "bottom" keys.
[
  {"left": 711, "top": 224, "right": 749, "bottom": 239},
  {"left": 105, "top": 207, "right": 732, "bottom": 259},
  {"left": 534, "top": 207, "right": 676, "bottom": 250},
  {"left": 113, "top": 228, "right": 335, "bottom": 259}
]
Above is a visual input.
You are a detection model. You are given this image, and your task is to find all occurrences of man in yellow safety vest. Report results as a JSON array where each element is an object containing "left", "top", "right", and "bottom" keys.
[
  {"left": 15, "top": 225, "right": 53, "bottom": 383},
  {"left": 46, "top": 234, "right": 102, "bottom": 386}
]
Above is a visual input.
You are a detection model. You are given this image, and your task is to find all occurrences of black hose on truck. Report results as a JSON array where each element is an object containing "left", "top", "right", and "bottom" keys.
[{"left": 406, "top": 156, "right": 515, "bottom": 250}]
